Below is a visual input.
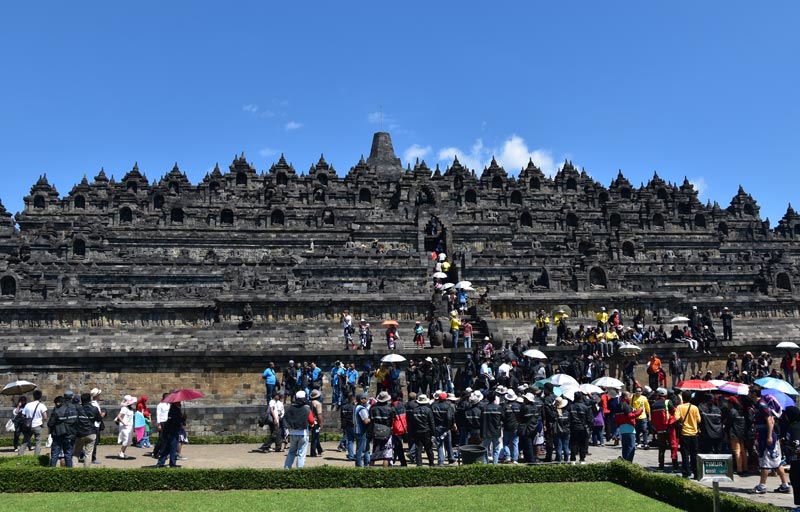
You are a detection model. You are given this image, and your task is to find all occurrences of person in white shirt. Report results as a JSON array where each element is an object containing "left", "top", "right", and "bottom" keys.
[
  {"left": 18, "top": 390, "right": 47, "bottom": 457},
  {"left": 259, "top": 391, "right": 286, "bottom": 452},
  {"left": 88, "top": 388, "right": 106, "bottom": 465},
  {"left": 115, "top": 395, "right": 137, "bottom": 459},
  {"left": 151, "top": 392, "right": 172, "bottom": 459}
]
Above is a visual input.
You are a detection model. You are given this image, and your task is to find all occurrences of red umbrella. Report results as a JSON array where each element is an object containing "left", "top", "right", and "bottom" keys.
[
  {"left": 163, "top": 389, "right": 205, "bottom": 403},
  {"left": 676, "top": 380, "right": 717, "bottom": 392}
]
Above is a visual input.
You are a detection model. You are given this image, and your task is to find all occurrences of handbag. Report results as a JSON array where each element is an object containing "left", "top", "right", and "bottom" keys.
[
  {"left": 4, "top": 418, "right": 15, "bottom": 433},
  {"left": 372, "top": 422, "right": 392, "bottom": 442}
]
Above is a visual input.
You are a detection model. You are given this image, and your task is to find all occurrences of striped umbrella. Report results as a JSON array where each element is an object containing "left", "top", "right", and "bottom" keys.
[{"left": 717, "top": 381, "right": 749, "bottom": 396}]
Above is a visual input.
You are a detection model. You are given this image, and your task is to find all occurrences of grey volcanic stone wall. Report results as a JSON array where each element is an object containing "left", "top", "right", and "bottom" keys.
[{"left": 1, "top": 131, "right": 799, "bottom": 435}]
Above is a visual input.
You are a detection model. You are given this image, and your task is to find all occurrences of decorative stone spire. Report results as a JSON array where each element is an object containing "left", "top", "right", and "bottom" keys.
[{"left": 366, "top": 132, "right": 403, "bottom": 177}]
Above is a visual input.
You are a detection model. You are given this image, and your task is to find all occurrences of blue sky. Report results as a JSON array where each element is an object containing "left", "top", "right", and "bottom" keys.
[{"left": 1, "top": 2, "right": 798, "bottom": 223}]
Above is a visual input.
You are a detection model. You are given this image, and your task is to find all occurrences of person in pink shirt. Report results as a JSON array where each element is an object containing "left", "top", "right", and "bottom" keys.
[{"left": 463, "top": 321, "right": 473, "bottom": 349}]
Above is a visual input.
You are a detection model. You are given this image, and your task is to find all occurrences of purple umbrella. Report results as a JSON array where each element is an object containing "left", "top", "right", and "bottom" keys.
[{"left": 762, "top": 389, "right": 796, "bottom": 410}]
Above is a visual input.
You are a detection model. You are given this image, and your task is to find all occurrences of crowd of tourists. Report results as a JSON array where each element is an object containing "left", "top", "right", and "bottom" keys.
[{"left": 10, "top": 388, "right": 188, "bottom": 468}]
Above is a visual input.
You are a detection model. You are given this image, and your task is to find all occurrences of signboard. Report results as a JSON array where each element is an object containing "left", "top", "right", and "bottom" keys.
[{"left": 697, "top": 454, "right": 734, "bottom": 482}]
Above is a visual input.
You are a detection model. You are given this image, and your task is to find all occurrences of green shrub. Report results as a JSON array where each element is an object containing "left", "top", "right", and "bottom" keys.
[
  {"left": 606, "top": 459, "right": 779, "bottom": 512},
  {"left": 0, "top": 455, "right": 48, "bottom": 467}
]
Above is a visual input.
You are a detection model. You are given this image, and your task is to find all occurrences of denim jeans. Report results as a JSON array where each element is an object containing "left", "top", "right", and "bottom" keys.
[
  {"left": 354, "top": 432, "right": 370, "bottom": 467},
  {"left": 464, "top": 336, "right": 472, "bottom": 349},
  {"left": 266, "top": 383, "right": 275, "bottom": 400},
  {"left": 343, "top": 426, "right": 355, "bottom": 460},
  {"left": 501, "top": 431, "right": 519, "bottom": 462},
  {"left": 284, "top": 433, "right": 309, "bottom": 469},
  {"left": 451, "top": 330, "right": 459, "bottom": 348},
  {"left": 636, "top": 418, "right": 649, "bottom": 446},
  {"left": 49, "top": 435, "right": 74, "bottom": 467},
  {"left": 554, "top": 433, "right": 570, "bottom": 462},
  {"left": 483, "top": 437, "right": 502, "bottom": 464},
  {"left": 157, "top": 435, "right": 179, "bottom": 467},
  {"left": 621, "top": 432, "right": 636, "bottom": 462},
  {"left": 436, "top": 431, "right": 453, "bottom": 465}
]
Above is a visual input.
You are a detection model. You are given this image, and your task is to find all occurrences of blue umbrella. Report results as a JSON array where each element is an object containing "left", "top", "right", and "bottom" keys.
[
  {"left": 762, "top": 389, "right": 796, "bottom": 410},
  {"left": 755, "top": 377, "right": 799, "bottom": 396}
]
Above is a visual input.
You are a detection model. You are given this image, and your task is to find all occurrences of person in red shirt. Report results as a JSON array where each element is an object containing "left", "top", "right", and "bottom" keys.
[
  {"left": 781, "top": 353, "right": 795, "bottom": 386},
  {"left": 615, "top": 392, "right": 643, "bottom": 462}
]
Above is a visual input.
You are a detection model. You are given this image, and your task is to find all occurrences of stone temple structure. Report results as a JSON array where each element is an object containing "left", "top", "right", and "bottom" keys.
[{"left": 1, "top": 132, "right": 799, "bottom": 434}]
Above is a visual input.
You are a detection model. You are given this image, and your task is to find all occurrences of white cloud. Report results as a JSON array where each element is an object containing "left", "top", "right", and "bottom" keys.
[
  {"left": 496, "top": 135, "right": 557, "bottom": 176},
  {"left": 689, "top": 177, "right": 708, "bottom": 200},
  {"left": 285, "top": 121, "right": 302, "bottom": 131},
  {"left": 242, "top": 104, "right": 259, "bottom": 113},
  {"left": 403, "top": 144, "right": 431, "bottom": 164},
  {"left": 259, "top": 147, "right": 278, "bottom": 158},
  {"left": 435, "top": 135, "right": 557, "bottom": 176}
]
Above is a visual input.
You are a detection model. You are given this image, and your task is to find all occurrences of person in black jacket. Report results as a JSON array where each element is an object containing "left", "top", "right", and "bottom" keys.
[
  {"left": 73, "top": 393, "right": 101, "bottom": 468},
  {"left": 725, "top": 396, "right": 747, "bottom": 476},
  {"left": 698, "top": 394, "right": 723, "bottom": 453},
  {"left": 569, "top": 391, "right": 594, "bottom": 463},
  {"left": 156, "top": 402, "right": 184, "bottom": 468},
  {"left": 481, "top": 392, "right": 503, "bottom": 464},
  {"left": 409, "top": 394, "right": 436, "bottom": 466},
  {"left": 432, "top": 392, "right": 455, "bottom": 465},
  {"left": 463, "top": 391, "right": 484, "bottom": 445},
  {"left": 542, "top": 383, "right": 558, "bottom": 462},
  {"left": 500, "top": 391, "right": 521, "bottom": 463},
  {"left": 48, "top": 392, "right": 78, "bottom": 468},
  {"left": 519, "top": 391, "right": 543, "bottom": 463}
]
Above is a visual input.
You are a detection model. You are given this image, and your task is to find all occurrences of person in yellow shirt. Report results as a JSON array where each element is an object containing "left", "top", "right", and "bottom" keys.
[
  {"left": 533, "top": 309, "right": 550, "bottom": 346},
  {"left": 449, "top": 312, "right": 461, "bottom": 348},
  {"left": 631, "top": 386, "right": 651, "bottom": 449},
  {"left": 674, "top": 391, "right": 701, "bottom": 478},
  {"left": 595, "top": 307, "right": 609, "bottom": 333}
]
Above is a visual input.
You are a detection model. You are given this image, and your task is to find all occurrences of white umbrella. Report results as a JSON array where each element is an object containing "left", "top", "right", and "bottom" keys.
[
  {"left": 580, "top": 383, "right": 604, "bottom": 395},
  {"left": 1, "top": 380, "right": 37, "bottom": 396},
  {"left": 777, "top": 341, "right": 800, "bottom": 350},
  {"left": 618, "top": 344, "right": 642, "bottom": 354},
  {"left": 550, "top": 374, "right": 579, "bottom": 387},
  {"left": 432, "top": 272, "right": 448, "bottom": 279},
  {"left": 442, "top": 283, "right": 455, "bottom": 290},
  {"left": 381, "top": 353, "right": 407, "bottom": 363},
  {"left": 592, "top": 377, "right": 623, "bottom": 389},
  {"left": 522, "top": 349, "right": 547, "bottom": 359},
  {"left": 559, "top": 383, "right": 579, "bottom": 401},
  {"left": 670, "top": 316, "right": 691, "bottom": 323},
  {"left": 454, "top": 281, "right": 472, "bottom": 289},
  {"left": 462, "top": 286, "right": 476, "bottom": 292}
]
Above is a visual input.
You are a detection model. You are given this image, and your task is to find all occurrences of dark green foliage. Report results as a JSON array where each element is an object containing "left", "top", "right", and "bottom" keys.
[
  {"left": 0, "top": 459, "right": 781, "bottom": 511},
  {"left": 606, "top": 460, "right": 779, "bottom": 512}
]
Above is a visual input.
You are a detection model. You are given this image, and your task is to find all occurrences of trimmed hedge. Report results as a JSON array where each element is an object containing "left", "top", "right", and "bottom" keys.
[
  {"left": 0, "top": 432, "right": 341, "bottom": 447},
  {"left": 0, "top": 459, "right": 782, "bottom": 511},
  {"left": 0, "top": 464, "right": 609, "bottom": 493},
  {"left": 606, "top": 460, "right": 779, "bottom": 512}
]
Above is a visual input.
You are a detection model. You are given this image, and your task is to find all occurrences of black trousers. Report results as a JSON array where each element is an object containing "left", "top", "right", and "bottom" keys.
[
  {"left": 544, "top": 424, "right": 554, "bottom": 461},
  {"left": 570, "top": 430, "right": 589, "bottom": 461},
  {"left": 414, "top": 434, "right": 435, "bottom": 466},
  {"left": 392, "top": 434, "right": 407, "bottom": 466},
  {"left": 791, "top": 460, "right": 800, "bottom": 506},
  {"left": 520, "top": 435, "right": 535, "bottom": 463},
  {"left": 680, "top": 434, "right": 699, "bottom": 477}
]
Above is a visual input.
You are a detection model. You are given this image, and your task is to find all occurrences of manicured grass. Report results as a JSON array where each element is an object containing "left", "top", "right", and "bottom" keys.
[{"left": 0, "top": 483, "right": 679, "bottom": 512}]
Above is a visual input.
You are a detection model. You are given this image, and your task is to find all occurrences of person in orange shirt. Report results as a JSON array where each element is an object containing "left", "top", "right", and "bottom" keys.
[{"left": 647, "top": 353, "right": 662, "bottom": 390}]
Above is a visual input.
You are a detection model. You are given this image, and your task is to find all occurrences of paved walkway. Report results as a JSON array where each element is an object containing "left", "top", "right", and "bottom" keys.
[{"left": 1, "top": 441, "right": 794, "bottom": 509}]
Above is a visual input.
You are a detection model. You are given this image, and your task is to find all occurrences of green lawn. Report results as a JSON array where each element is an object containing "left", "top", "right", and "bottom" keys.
[{"left": 0, "top": 483, "right": 680, "bottom": 512}]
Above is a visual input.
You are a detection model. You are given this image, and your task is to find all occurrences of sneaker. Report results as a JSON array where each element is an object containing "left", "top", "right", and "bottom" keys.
[
  {"left": 750, "top": 485, "right": 767, "bottom": 494},
  {"left": 177, "top": 456, "right": 188, "bottom": 461},
  {"left": 118, "top": 452, "right": 126, "bottom": 459},
  {"left": 775, "top": 484, "right": 791, "bottom": 493},
  {"left": 92, "top": 461, "right": 102, "bottom": 465}
]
